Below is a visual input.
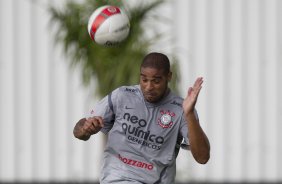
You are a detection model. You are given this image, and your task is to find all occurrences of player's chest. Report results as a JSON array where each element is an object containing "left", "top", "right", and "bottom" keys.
[{"left": 115, "top": 102, "right": 182, "bottom": 134}]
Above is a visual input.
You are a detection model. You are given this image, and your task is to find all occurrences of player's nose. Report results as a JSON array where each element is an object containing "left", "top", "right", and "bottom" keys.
[{"left": 145, "top": 82, "right": 154, "bottom": 91}]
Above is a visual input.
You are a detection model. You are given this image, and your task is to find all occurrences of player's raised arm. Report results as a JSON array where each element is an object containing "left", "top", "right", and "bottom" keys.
[
  {"left": 73, "top": 116, "right": 104, "bottom": 141},
  {"left": 182, "top": 77, "right": 210, "bottom": 164}
]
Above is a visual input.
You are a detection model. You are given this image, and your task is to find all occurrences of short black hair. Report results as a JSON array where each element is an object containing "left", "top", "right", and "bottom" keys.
[{"left": 141, "top": 52, "right": 170, "bottom": 74}]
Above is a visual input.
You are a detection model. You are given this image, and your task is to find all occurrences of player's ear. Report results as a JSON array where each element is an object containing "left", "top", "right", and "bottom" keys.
[{"left": 167, "top": 71, "right": 172, "bottom": 82}]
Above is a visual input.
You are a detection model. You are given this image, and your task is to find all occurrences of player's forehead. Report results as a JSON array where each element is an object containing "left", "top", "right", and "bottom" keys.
[{"left": 140, "top": 67, "right": 166, "bottom": 78}]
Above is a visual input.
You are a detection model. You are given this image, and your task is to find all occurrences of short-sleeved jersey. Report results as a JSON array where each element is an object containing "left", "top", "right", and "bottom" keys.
[{"left": 87, "top": 85, "right": 196, "bottom": 184}]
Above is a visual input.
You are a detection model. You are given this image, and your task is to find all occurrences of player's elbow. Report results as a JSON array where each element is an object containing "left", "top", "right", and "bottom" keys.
[
  {"left": 194, "top": 150, "right": 210, "bottom": 164},
  {"left": 192, "top": 146, "right": 210, "bottom": 164},
  {"left": 195, "top": 153, "right": 210, "bottom": 164}
]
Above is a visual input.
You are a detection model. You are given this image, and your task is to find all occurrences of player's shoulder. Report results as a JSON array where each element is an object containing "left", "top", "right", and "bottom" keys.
[{"left": 168, "top": 92, "right": 184, "bottom": 109}]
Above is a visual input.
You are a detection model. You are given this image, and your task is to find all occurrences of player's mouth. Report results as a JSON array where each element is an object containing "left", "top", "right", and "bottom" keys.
[{"left": 144, "top": 92, "right": 156, "bottom": 97}]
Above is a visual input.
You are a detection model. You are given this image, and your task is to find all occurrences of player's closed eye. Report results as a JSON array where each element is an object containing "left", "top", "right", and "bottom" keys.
[
  {"left": 153, "top": 79, "right": 160, "bottom": 84},
  {"left": 141, "top": 79, "right": 148, "bottom": 83}
]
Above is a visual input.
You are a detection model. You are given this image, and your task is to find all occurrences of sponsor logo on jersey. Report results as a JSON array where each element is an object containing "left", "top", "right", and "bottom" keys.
[
  {"left": 122, "top": 112, "right": 164, "bottom": 150},
  {"left": 118, "top": 154, "right": 154, "bottom": 171},
  {"left": 170, "top": 100, "right": 182, "bottom": 107},
  {"left": 125, "top": 88, "right": 137, "bottom": 93},
  {"left": 157, "top": 110, "right": 175, "bottom": 128}
]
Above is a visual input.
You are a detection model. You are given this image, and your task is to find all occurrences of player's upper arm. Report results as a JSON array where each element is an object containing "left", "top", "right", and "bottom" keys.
[{"left": 86, "top": 88, "right": 120, "bottom": 134}]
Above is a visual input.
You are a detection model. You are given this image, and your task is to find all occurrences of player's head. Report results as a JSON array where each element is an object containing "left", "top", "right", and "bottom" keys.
[{"left": 140, "top": 52, "right": 172, "bottom": 103}]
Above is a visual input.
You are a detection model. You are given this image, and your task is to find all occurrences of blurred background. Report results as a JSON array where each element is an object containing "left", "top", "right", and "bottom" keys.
[{"left": 0, "top": 0, "right": 281, "bottom": 183}]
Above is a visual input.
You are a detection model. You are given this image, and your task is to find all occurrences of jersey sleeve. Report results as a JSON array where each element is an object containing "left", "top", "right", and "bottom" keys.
[
  {"left": 179, "top": 115, "right": 190, "bottom": 150},
  {"left": 86, "top": 89, "right": 119, "bottom": 134},
  {"left": 179, "top": 109, "right": 199, "bottom": 150}
]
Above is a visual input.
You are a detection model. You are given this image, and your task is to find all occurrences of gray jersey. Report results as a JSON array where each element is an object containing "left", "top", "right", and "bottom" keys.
[{"left": 87, "top": 85, "right": 195, "bottom": 184}]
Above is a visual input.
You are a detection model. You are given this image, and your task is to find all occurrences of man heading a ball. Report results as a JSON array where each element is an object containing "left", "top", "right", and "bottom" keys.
[{"left": 73, "top": 52, "right": 210, "bottom": 184}]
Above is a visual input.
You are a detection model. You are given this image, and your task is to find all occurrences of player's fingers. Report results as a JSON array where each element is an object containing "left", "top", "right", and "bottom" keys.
[
  {"left": 187, "top": 87, "right": 192, "bottom": 96},
  {"left": 85, "top": 117, "right": 104, "bottom": 133},
  {"left": 86, "top": 117, "right": 96, "bottom": 123},
  {"left": 193, "top": 78, "right": 203, "bottom": 95},
  {"left": 82, "top": 125, "right": 93, "bottom": 136},
  {"left": 92, "top": 120, "right": 103, "bottom": 133},
  {"left": 94, "top": 116, "right": 104, "bottom": 127},
  {"left": 85, "top": 118, "right": 95, "bottom": 127},
  {"left": 194, "top": 77, "right": 203, "bottom": 88},
  {"left": 84, "top": 119, "right": 97, "bottom": 133},
  {"left": 92, "top": 120, "right": 101, "bottom": 129},
  {"left": 88, "top": 122, "right": 100, "bottom": 135},
  {"left": 195, "top": 84, "right": 202, "bottom": 93}
]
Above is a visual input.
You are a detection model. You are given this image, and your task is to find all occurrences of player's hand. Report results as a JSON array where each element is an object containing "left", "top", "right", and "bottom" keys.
[
  {"left": 183, "top": 77, "right": 203, "bottom": 115},
  {"left": 83, "top": 116, "right": 104, "bottom": 136},
  {"left": 73, "top": 116, "right": 104, "bottom": 140}
]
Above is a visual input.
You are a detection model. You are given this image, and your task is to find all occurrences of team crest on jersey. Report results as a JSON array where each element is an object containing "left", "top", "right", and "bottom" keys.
[{"left": 157, "top": 110, "right": 175, "bottom": 128}]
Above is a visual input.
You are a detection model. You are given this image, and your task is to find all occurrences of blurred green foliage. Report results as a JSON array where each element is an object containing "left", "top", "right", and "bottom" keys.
[{"left": 49, "top": 0, "right": 179, "bottom": 97}]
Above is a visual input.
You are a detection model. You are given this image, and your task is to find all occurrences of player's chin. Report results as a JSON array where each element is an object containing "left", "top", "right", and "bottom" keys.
[{"left": 145, "top": 95, "right": 160, "bottom": 103}]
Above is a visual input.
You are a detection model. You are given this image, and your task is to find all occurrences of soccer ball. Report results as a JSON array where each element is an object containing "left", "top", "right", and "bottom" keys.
[{"left": 87, "top": 5, "right": 130, "bottom": 46}]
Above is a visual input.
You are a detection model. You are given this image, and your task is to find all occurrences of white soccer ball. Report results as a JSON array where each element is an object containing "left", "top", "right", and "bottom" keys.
[{"left": 87, "top": 5, "right": 130, "bottom": 46}]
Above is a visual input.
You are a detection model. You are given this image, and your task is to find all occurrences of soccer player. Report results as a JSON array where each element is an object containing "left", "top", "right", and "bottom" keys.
[{"left": 73, "top": 52, "right": 210, "bottom": 184}]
